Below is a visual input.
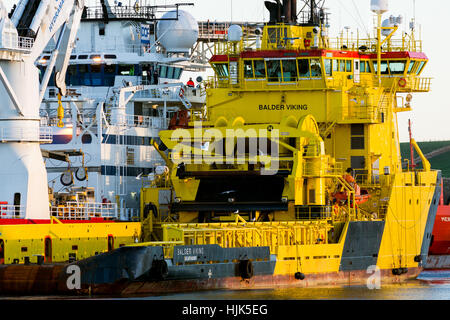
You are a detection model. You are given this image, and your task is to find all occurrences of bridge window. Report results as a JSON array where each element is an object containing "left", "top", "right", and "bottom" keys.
[
  {"left": 213, "top": 63, "right": 229, "bottom": 80},
  {"left": 298, "top": 59, "right": 310, "bottom": 78},
  {"left": 360, "top": 61, "right": 371, "bottom": 73},
  {"left": 310, "top": 59, "right": 322, "bottom": 78},
  {"left": 389, "top": 60, "right": 406, "bottom": 75},
  {"left": 119, "top": 64, "right": 135, "bottom": 76},
  {"left": 339, "top": 60, "right": 345, "bottom": 72},
  {"left": 174, "top": 67, "right": 182, "bottom": 79},
  {"left": 253, "top": 60, "right": 266, "bottom": 78},
  {"left": 332, "top": 59, "right": 338, "bottom": 73},
  {"left": 79, "top": 64, "right": 90, "bottom": 85},
  {"left": 167, "top": 67, "right": 175, "bottom": 79},
  {"left": 373, "top": 60, "right": 389, "bottom": 75},
  {"left": 104, "top": 64, "right": 116, "bottom": 86},
  {"left": 104, "top": 54, "right": 117, "bottom": 59},
  {"left": 281, "top": 59, "right": 298, "bottom": 82},
  {"left": 346, "top": 60, "right": 352, "bottom": 72},
  {"left": 266, "top": 60, "right": 281, "bottom": 82},
  {"left": 91, "top": 64, "right": 103, "bottom": 86},
  {"left": 407, "top": 61, "right": 416, "bottom": 74},
  {"left": 324, "top": 59, "right": 332, "bottom": 76},
  {"left": 244, "top": 60, "right": 254, "bottom": 78},
  {"left": 67, "top": 65, "right": 78, "bottom": 86},
  {"left": 416, "top": 61, "right": 426, "bottom": 75}
]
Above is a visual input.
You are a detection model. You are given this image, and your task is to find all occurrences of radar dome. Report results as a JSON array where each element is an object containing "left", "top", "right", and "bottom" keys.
[
  {"left": 370, "top": 0, "right": 388, "bottom": 14},
  {"left": 157, "top": 10, "right": 199, "bottom": 53},
  {"left": 227, "top": 25, "right": 243, "bottom": 42}
]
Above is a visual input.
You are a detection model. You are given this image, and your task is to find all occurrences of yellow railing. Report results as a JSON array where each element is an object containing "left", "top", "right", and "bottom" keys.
[
  {"left": 160, "top": 221, "right": 333, "bottom": 253},
  {"left": 212, "top": 24, "right": 423, "bottom": 56}
]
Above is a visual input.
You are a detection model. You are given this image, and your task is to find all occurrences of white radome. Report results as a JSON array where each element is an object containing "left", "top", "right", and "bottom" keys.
[
  {"left": 227, "top": 25, "right": 243, "bottom": 42},
  {"left": 157, "top": 10, "right": 199, "bottom": 53},
  {"left": 370, "top": 0, "right": 388, "bottom": 14}
]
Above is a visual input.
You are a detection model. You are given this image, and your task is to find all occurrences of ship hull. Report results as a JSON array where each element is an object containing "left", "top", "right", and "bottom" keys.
[
  {"left": 0, "top": 263, "right": 422, "bottom": 296},
  {"left": 425, "top": 205, "right": 450, "bottom": 269}
]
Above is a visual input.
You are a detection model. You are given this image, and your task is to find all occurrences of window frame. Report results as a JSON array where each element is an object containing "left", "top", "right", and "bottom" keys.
[{"left": 297, "top": 58, "right": 311, "bottom": 78}]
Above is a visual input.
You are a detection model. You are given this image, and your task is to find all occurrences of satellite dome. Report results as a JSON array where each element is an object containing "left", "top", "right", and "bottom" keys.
[
  {"left": 157, "top": 10, "right": 199, "bottom": 53},
  {"left": 228, "top": 25, "right": 243, "bottom": 42}
]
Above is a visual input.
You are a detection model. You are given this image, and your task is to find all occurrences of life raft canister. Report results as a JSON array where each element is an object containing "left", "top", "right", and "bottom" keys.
[{"left": 398, "top": 78, "right": 407, "bottom": 88}]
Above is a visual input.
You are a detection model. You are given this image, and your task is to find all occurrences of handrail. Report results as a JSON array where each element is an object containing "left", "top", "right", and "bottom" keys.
[
  {"left": 50, "top": 202, "right": 118, "bottom": 220},
  {"left": 0, "top": 205, "right": 26, "bottom": 219}
]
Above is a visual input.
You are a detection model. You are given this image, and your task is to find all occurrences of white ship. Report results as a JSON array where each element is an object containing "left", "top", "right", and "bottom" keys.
[{"left": 36, "top": 0, "right": 206, "bottom": 219}]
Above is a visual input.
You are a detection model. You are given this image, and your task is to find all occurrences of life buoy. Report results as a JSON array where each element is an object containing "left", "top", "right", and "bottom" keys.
[
  {"left": 398, "top": 78, "right": 407, "bottom": 88},
  {"left": 238, "top": 259, "right": 254, "bottom": 279},
  {"left": 304, "top": 39, "right": 311, "bottom": 48},
  {"left": 179, "top": 88, "right": 185, "bottom": 97}
]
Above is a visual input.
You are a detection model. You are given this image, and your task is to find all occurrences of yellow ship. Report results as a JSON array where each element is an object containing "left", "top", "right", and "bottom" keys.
[
  {"left": 0, "top": 0, "right": 441, "bottom": 295},
  {"left": 127, "top": 0, "right": 441, "bottom": 292}
]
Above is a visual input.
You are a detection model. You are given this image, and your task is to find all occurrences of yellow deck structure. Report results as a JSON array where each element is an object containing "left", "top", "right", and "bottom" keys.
[{"left": 140, "top": 2, "right": 441, "bottom": 278}]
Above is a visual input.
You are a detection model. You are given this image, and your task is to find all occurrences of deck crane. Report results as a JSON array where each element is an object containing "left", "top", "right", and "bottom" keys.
[{"left": 0, "top": 0, "right": 85, "bottom": 219}]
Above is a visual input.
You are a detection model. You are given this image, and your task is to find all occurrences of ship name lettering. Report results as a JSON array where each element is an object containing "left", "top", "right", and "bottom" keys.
[
  {"left": 259, "top": 104, "right": 308, "bottom": 111},
  {"left": 442, "top": 217, "right": 449, "bottom": 222},
  {"left": 177, "top": 247, "right": 192, "bottom": 255}
]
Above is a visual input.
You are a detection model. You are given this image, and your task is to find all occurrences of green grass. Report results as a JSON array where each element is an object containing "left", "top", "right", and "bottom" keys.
[{"left": 400, "top": 141, "right": 450, "bottom": 178}]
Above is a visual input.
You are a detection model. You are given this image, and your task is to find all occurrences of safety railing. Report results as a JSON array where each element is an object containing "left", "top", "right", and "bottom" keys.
[
  {"left": 295, "top": 206, "right": 332, "bottom": 221},
  {"left": 0, "top": 205, "right": 26, "bottom": 219},
  {"left": 327, "top": 37, "right": 423, "bottom": 53},
  {"left": 50, "top": 202, "right": 118, "bottom": 220},
  {"left": 408, "top": 77, "right": 432, "bottom": 92},
  {"left": 161, "top": 220, "right": 333, "bottom": 252},
  {"left": 207, "top": 76, "right": 328, "bottom": 91},
  {"left": 198, "top": 21, "right": 230, "bottom": 40},
  {"left": 0, "top": 127, "right": 53, "bottom": 143},
  {"left": 39, "top": 127, "right": 53, "bottom": 143},
  {"left": 343, "top": 105, "right": 387, "bottom": 123},
  {"left": 0, "top": 36, "right": 34, "bottom": 52},
  {"left": 303, "top": 161, "right": 343, "bottom": 177},
  {"left": 107, "top": 113, "right": 169, "bottom": 129}
]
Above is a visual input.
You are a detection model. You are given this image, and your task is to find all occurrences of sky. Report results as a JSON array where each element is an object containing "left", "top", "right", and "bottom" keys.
[{"left": 2, "top": 0, "right": 450, "bottom": 142}]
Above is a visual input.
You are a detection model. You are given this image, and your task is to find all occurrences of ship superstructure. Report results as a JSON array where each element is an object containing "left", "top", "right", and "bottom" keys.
[
  {"left": 37, "top": 1, "right": 206, "bottom": 218},
  {"left": 0, "top": 0, "right": 443, "bottom": 296},
  {"left": 130, "top": 0, "right": 441, "bottom": 289}
]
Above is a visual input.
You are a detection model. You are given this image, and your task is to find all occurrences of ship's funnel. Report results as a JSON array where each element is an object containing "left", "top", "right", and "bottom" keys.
[{"left": 265, "top": 0, "right": 297, "bottom": 24}]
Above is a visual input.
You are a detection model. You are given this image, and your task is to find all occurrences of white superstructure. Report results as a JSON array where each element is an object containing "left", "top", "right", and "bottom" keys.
[
  {"left": 37, "top": 1, "right": 206, "bottom": 219},
  {"left": 0, "top": 0, "right": 85, "bottom": 220}
]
